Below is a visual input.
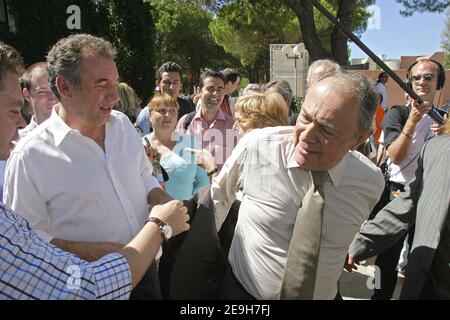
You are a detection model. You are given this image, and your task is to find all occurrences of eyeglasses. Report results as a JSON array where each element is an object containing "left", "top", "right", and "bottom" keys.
[
  {"left": 155, "top": 108, "right": 177, "bottom": 115},
  {"left": 411, "top": 73, "right": 436, "bottom": 82}
]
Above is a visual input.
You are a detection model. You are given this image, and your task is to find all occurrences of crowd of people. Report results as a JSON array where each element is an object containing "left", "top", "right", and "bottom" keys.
[{"left": 0, "top": 33, "right": 448, "bottom": 300}]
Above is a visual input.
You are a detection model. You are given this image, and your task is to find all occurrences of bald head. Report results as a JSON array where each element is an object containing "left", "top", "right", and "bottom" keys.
[{"left": 306, "top": 59, "right": 341, "bottom": 85}]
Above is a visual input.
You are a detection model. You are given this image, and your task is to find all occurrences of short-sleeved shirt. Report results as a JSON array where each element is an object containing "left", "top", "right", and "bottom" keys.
[{"left": 382, "top": 105, "right": 434, "bottom": 185}]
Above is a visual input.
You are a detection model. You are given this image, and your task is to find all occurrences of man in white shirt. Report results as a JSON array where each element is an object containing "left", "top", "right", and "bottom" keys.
[
  {"left": 212, "top": 71, "right": 384, "bottom": 300},
  {"left": 19, "top": 62, "right": 58, "bottom": 138},
  {"left": 4, "top": 34, "right": 175, "bottom": 299}
]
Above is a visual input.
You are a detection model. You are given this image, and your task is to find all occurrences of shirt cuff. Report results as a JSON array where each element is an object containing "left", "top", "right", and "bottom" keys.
[{"left": 34, "top": 229, "right": 54, "bottom": 243}]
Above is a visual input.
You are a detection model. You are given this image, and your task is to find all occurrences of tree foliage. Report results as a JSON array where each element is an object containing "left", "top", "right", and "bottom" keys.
[
  {"left": 97, "top": 0, "right": 155, "bottom": 102},
  {"left": 149, "top": 0, "right": 239, "bottom": 94},
  {"left": 1, "top": 0, "right": 155, "bottom": 103},
  {"left": 2, "top": 0, "right": 99, "bottom": 64},
  {"left": 395, "top": 0, "right": 450, "bottom": 16}
]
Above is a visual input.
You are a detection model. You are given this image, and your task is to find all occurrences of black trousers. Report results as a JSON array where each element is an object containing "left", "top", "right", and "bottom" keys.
[
  {"left": 129, "top": 261, "right": 162, "bottom": 300},
  {"left": 220, "top": 265, "right": 256, "bottom": 300}
]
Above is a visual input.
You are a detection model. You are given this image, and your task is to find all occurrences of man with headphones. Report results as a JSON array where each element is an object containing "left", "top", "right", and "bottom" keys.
[{"left": 371, "top": 58, "right": 447, "bottom": 300}]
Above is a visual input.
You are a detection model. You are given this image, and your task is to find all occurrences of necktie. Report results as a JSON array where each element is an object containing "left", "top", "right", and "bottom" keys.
[{"left": 278, "top": 171, "right": 328, "bottom": 300}]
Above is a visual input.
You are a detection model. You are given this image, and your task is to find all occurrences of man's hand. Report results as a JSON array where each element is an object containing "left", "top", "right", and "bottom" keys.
[
  {"left": 149, "top": 200, "right": 190, "bottom": 236},
  {"left": 408, "top": 100, "right": 432, "bottom": 124},
  {"left": 185, "top": 148, "right": 217, "bottom": 173},
  {"left": 343, "top": 253, "right": 358, "bottom": 273},
  {"left": 431, "top": 113, "right": 448, "bottom": 136},
  {"left": 144, "top": 136, "right": 162, "bottom": 160}
]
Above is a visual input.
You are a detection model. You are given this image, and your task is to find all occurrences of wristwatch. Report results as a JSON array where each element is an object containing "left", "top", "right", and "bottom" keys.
[{"left": 146, "top": 217, "right": 173, "bottom": 241}]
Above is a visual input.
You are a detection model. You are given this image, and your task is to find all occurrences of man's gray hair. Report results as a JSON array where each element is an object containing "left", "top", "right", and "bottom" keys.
[
  {"left": 47, "top": 34, "right": 117, "bottom": 99},
  {"left": 307, "top": 59, "right": 341, "bottom": 85},
  {"left": 264, "top": 80, "right": 293, "bottom": 103},
  {"left": 312, "top": 71, "right": 378, "bottom": 134}
]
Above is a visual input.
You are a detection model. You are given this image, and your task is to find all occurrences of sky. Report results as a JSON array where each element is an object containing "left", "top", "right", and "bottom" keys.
[{"left": 349, "top": 1, "right": 448, "bottom": 60}]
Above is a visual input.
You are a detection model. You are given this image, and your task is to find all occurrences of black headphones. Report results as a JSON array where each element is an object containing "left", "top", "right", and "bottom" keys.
[{"left": 406, "top": 59, "right": 446, "bottom": 91}]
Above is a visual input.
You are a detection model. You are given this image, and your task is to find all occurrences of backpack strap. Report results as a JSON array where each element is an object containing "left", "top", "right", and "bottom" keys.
[{"left": 183, "top": 111, "right": 196, "bottom": 131}]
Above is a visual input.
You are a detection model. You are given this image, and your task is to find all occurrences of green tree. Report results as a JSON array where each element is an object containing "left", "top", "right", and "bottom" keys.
[
  {"left": 97, "top": 0, "right": 155, "bottom": 102},
  {"left": 442, "top": 8, "right": 450, "bottom": 68},
  {"left": 280, "top": 0, "right": 374, "bottom": 65},
  {"left": 210, "top": 0, "right": 301, "bottom": 82},
  {"left": 2, "top": 0, "right": 99, "bottom": 65},
  {"left": 149, "top": 0, "right": 239, "bottom": 94},
  {"left": 395, "top": 0, "right": 450, "bottom": 16}
]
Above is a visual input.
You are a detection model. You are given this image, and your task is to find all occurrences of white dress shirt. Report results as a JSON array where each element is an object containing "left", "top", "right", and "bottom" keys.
[
  {"left": 18, "top": 116, "right": 38, "bottom": 139},
  {"left": 212, "top": 126, "right": 384, "bottom": 299},
  {"left": 4, "top": 107, "right": 160, "bottom": 244}
]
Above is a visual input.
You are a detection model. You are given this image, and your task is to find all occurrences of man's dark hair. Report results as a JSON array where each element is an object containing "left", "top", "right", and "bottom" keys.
[
  {"left": 21, "top": 62, "right": 48, "bottom": 91},
  {"left": 0, "top": 41, "right": 24, "bottom": 91},
  {"left": 199, "top": 69, "right": 226, "bottom": 88},
  {"left": 157, "top": 61, "right": 183, "bottom": 80},
  {"left": 377, "top": 71, "right": 388, "bottom": 82},
  {"left": 222, "top": 68, "right": 239, "bottom": 84}
]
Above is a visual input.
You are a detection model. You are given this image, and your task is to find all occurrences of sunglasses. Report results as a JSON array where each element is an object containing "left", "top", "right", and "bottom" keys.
[{"left": 411, "top": 73, "right": 436, "bottom": 82}]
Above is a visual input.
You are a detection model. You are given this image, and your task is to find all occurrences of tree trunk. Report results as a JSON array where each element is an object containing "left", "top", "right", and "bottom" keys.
[
  {"left": 283, "top": 0, "right": 329, "bottom": 62},
  {"left": 282, "top": 0, "right": 357, "bottom": 65},
  {"left": 331, "top": 0, "right": 356, "bottom": 66}
]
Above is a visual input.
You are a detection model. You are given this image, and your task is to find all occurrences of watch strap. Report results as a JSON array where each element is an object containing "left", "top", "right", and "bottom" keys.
[{"left": 146, "top": 217, "right": 167, "bottom": 241}]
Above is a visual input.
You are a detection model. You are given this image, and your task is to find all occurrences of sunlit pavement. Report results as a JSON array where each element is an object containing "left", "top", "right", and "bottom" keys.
[{"left": 339, "top": 256, "right": 404, "bottom": 300}]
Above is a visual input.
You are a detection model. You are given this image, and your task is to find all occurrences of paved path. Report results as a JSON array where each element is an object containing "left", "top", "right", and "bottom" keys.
[{"left": 339, "top": 257, "right": 404, "bottom": 300}]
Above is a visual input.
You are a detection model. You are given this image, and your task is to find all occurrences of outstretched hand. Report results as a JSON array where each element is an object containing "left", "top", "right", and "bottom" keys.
[{"left": 185, "top": 147, "right": 217, "bottom": 173}]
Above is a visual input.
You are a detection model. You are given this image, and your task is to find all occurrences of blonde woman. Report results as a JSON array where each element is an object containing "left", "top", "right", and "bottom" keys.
[
  {"left": 233, "top": 91, "right": 289, "bottom": 135},
  {"left": 114, "top": 82, "right": 142, "bottom": 124}
]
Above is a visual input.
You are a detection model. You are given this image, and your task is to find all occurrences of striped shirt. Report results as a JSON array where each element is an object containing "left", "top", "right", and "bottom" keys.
[{"left": 0, "top": 203, "right": 131, "bottom": 300}]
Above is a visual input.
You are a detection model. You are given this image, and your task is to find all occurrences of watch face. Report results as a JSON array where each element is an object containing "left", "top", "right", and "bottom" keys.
[{"left": 162, "top": 224, "right": 173, "bottom": 239}]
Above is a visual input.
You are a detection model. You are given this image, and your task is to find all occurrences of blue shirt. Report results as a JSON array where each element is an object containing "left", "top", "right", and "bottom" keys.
[
  {"left": 0, "top": 203, "right": 132, "bottom": 300},
  {"left": 144, "top": 134, "right": 210, "bottom": 200}
]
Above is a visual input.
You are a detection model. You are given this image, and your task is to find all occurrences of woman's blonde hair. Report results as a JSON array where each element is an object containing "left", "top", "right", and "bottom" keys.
[
  {"left": 117, "top": 82, "right": 142, "bottom": 116},
  {"left": 444, "top": 117, "right": 450, "bottom": 135},
  {"left": 235, "top": 91, "right": 289, "bottom": 130},
  {"left": 148, "top": 93, "right": 179, "bottom": 112}
]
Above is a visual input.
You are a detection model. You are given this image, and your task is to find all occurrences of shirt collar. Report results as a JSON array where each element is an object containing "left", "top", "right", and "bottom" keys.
[
  {"left": 287, "top": 146, "right": 347, "bottom": 187},
  {"left": 50, "top": 105, "right": 117, "bottom": 147},
  {"left": 50, "top": 105, "right": 76, "bottom": 147},
  {"left": 193, "top": 108, "right": 227, "bottom": 123}
]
